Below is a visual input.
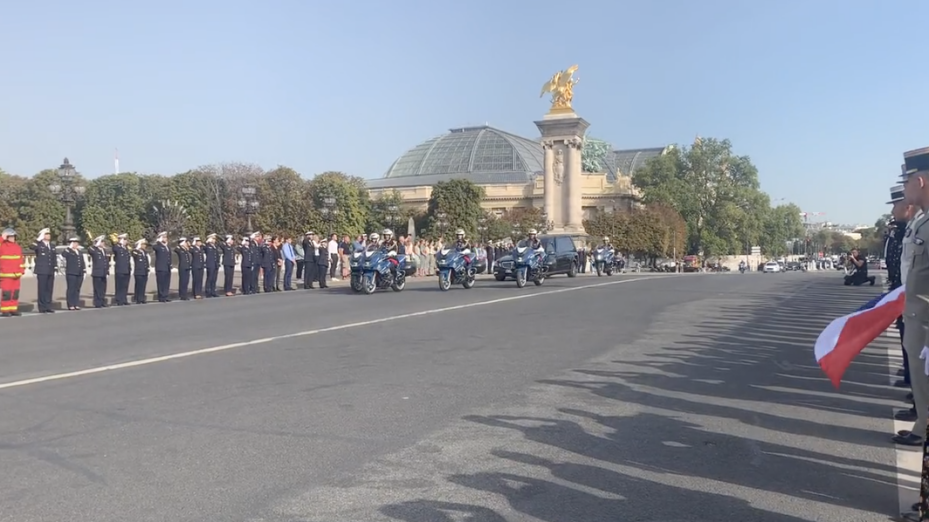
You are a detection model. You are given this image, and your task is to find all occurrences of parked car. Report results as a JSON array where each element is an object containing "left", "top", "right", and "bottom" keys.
[
  {"left": 763, "top": 261, "right": 781, "bottom": 273},
  {"left": 493, "top": 234, "right": 579, "bottom": 281}
]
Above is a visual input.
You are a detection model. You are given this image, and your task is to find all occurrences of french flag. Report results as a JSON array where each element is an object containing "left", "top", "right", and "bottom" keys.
[{"left": 814, "top": 286, "right": 905, "bottom": 388}]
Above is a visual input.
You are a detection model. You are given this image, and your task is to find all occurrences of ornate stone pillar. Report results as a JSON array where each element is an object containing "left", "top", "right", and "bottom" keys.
[
  {"left": 542, "top": 140, "right": 556, "bottom": 229},
  {"left": 565, "top": 138, "right": 584, "bottom": 231}
]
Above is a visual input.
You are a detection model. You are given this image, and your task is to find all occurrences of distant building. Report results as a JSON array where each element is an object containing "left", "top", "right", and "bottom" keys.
[{"left": 365, "top": 125, "right": 671, "bottom": 219}]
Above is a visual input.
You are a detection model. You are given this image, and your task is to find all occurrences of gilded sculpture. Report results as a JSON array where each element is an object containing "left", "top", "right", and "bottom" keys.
[{"left": 539, "top": 65, "right": 579, "bottom": 112}]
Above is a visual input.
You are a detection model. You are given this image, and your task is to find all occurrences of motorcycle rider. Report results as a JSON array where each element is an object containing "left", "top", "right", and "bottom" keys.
[
  {"left": 452, "top": 229, "right": 474, "bottom": 269},
  {"left": 524, "top": 229, "right": 543, "bottom": 251},
  {"left": 597, "top": 236, "right": 615, "bottom": 254},
  {"left": 739, "top": 259, "right": 747, "bottom": 273}
]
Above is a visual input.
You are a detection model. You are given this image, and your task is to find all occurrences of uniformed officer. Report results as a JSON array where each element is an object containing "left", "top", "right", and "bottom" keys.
[
  {"left": 175, "top": 237, "right": 192, "bottom": 300},
  {"left": 250, "top": 232, "right": 262, "bottom": 292},
  {"left": 132, "top": 238, "right": 150, "bottom": 304},
  {"left": 190, "top": 236, "right": 205, "bottom": 299},
  {"left": 32, "top": 227, "right": 56, "bottom": 313},
  {"left": 112, "top": 233, "right": 131, "bottom": 306},
  {"left": 153, "top": 232, "right": 172, "bottom": 303},
  {"left": 303, "top": 232, "right": 318, "bottom": 289},
  {"left": 885, "top": 185, "right": 914, "bottom": 392},
  {"left": 62, "top": 237, "right": 85, "bottom": 311},
  {"left": 896, "top": 147, "right": 929, "bottom": 450},
  {"left": 220, "top": 234, "right": 237, "bottom": 296},
  {"left": 88, "top": 235, "right": 110, "bottom": 308},
  {"left": 204, "top": 233, "right": 220, "bottom": 298},
  {"left": 239, "top": 237, "right": 254, "bottom": 295},
  {"left": 259, "top": 233, "right": 274, "bottom": 293},
  {"left": 316, "top": 236, "right": 329, "bottom": 289}
]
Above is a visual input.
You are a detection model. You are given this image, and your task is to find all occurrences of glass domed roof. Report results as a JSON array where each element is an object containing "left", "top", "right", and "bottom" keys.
[{"left": 367, "top": 126, "right": 544, "bottom": 190}]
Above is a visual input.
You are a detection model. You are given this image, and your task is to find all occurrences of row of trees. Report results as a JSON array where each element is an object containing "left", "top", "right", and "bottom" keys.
[{"left": 1, "top": 135, "right": 804, "bottom": 256}]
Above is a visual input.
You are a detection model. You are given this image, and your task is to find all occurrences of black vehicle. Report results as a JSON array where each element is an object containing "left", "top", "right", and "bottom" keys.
[
  {"left": 493, "top": 234, "right": 578, "bottom": 281},
  {"left": 786, "top": 261, "right": 801, "bottom": 271}
]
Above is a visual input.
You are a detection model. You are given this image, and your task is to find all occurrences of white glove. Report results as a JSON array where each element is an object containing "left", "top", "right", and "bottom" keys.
[{"left": 921, "top": 347, "right": 929, "bottom": 376}]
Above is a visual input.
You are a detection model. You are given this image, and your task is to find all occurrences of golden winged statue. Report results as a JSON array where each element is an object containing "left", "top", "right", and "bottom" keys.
[{"left": 540, "top": 65, "right": 579, "bottom": 112}]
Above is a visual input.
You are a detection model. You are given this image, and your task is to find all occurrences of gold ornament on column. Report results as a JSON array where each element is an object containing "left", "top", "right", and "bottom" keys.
[{"left": 539, "top": 65, "right": 579, "bottom": 114}]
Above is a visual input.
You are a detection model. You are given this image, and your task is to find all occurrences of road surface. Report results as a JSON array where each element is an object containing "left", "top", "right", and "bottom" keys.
[{"left": 0, "top": 272, "right": 905, "bottom": 521}]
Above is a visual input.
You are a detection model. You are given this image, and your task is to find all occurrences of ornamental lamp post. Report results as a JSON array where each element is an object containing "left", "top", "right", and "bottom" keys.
[
  {"left": 237, "top": 185, "right": 260, "bottom": 231},
  {"left": 48, "top": 158, "right": 86, "bottom": 245},
  {"left": 477, "top": 214, "right": 488, "bottom": 243},
  {"left": 435, "top": 211, "right": 449, "bottom": 239},
  {"left": 320, "top": 195, "right": 340, "bottom": 236},
  {"left": 384, "top": 204, "right": 400, "bottom": 232}
]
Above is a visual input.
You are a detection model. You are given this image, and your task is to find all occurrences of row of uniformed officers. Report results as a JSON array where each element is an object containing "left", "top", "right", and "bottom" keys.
[{"left": 59, "top": 230, "right": 295, "bottom": 310}]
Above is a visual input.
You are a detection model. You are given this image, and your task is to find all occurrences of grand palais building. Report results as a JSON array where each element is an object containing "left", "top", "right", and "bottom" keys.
[{"left": 365, "top": 124, "right": 671, "bottom": 220}]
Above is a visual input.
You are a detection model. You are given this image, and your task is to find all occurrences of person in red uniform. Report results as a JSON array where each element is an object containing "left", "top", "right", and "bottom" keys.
[{"left": 0, "top": 227, "right": 25, "bottom": 317}]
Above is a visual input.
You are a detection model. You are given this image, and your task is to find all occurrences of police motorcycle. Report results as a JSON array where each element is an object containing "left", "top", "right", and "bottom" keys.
[
  {"left": 738, "top": 261, "right": 747, "bottom": 274},
  {"left": 359, "top": 230, "right": 412, "bottom": 295},
  {"left": 435, "top": 229, "right": 477, "bottom": 291},
  {"left": 512, "top": 230, "right": 547, "bottom": 288},
  {"left": 593, "top": 237, "right": 615, "bottom": 277},
  {"left": 348, "top": 243, "right": 367, "bottom": 293}
]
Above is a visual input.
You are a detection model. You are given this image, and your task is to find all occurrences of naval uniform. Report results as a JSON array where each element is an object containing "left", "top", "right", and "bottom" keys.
[
  {"left": 239, "top": 244, "right": 254, "bottom": 295},
  {"left": 32, "top": 240, "right": 56, "bottom": 313},
  {"left": 191, "top": 244, "right": 205, "bottom": 298},
  {"left": 62, "top": 247, "right": 85, "bottom": 309},
  {"left": 153, "top": 241, "right": 172, "bottom": 302},
  {"left": 132, "top": 247, "right": 149, "bottom": 304},
  {"left": 175, "top": 245, "right": 192, "bottom": 300},
  {"left": 112, "top": 242, "right": 131, "bottom": 305},
  {"left": 88, "top": 245, "right": 109, "bottom": 308},
  {"left": 204, "top": 242, "right": 219, "bottom": 297},
  {"left": 220, "top": 242, "right": 236, "bottom": 295}
]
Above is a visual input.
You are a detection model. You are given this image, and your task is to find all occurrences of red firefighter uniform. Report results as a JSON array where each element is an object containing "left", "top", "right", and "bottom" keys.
[{"left": 0, "top": 233, "right": 25, "bottom": 315}]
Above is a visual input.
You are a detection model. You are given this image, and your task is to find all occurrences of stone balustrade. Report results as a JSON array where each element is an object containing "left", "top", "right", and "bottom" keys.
[{"left": 16, "top": 252, "right": 248, "bottom": 277}]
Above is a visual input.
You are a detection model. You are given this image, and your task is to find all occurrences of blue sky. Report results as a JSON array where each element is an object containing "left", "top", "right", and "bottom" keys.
[{"left": 2, "top": 0, "right": 926, "bottom": 225}]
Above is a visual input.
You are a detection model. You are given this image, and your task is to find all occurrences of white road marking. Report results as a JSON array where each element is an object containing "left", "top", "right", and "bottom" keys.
[{"left": 0, "top": 275, "right": 675, "bottom": 391}]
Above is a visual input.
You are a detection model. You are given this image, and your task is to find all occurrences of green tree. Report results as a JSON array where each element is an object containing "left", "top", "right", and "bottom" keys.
[
  {"left": 0, "top": 170, "right": 27, "bottom": 229},
  {"left": 81, "top": 173, "right": 149, "bottom": 240},
  {"left": 13, "top": 169, "right": 85, "bottom": 243},
  {"left": 368, "top": 190, "right": 408, "bottom": 234},
  {"left": 482, "top": 215, "right": 512, "bottom": 241},
  {"left": 633, "top": 138, "right": 769, "bottom": 257},
  {"left": 256, "top": 166, "right": 313, "bottom": 237},
  {"left": 759, "top": 204, "right": 804, "bottom": 256},
  {"left": 502, "top": 207, "right": 545, "bottom": 235},
  {"left": 427, "top": 178, "right": 485, "bottom": 237},
  {"left": 308, "top": 171, "right": 369, "bottom": 237}
]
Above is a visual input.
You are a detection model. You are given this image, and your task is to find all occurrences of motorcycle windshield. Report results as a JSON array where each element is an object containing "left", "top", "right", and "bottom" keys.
[
  {"left": 436, "top": 249, "right": 461, "bottom": 267},
  {"left": 364, "top": 250, "right": 385, "bottom": 269}
]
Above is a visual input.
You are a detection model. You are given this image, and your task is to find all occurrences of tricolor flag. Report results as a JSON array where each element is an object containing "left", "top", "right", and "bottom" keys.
[{"left": 814, "top": 286, "right": 905, "bottom": 388}]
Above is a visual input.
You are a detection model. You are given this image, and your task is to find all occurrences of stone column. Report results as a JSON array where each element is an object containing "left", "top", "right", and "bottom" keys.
[
  {"left": 542, "top": 140, "right": 555, "bottom": 227},
  {"left": 565, "top": 138, "right": 583, "bottom": 231}
]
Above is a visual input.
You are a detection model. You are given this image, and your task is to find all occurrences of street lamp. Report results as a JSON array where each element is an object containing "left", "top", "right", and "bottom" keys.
[
  {"left": 478, "top": 214, "right": 488, "bottom": 242},
  {"left": 435, "top": 211, "right": 449, "bottom": 238},
  {"left": 237, "top": 185, "right": 260, "bottom": 231},
  {"left": 48, "top": 158, "right": 86, "bottom": 244},
  {"left": 320, "top": 195, "right": 340, "bottom": 235},
  {"left": 384, "top": 204, "right": 401, "bottom": 232}
]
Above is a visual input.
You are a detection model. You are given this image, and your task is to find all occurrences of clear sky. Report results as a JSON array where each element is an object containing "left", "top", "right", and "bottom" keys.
[{"left": 2, "top": 0, "right": 926, "bottom": 225}]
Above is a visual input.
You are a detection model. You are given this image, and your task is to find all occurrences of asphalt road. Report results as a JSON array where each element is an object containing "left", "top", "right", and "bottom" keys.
[{"left": 0, "top": 272, "right": 902, "bottom": 522}]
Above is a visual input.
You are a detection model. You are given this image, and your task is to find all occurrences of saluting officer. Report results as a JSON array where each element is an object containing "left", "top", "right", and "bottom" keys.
[
  {"left": 260, "top": 234, "right": 274, "bottom": 293},
  {"left": 190, "top": 236, "right": 205, "bottom": 299},
  {"left": 204, "top": 233, "right": 220, "bottom": 298},
  {"left": 112, "top": 233, "right": 131, "bottom": 306},
  {"left": 175, "top": 237, "right": 192, "bottom": 301},
  {"left": 132, "top": 238, "right": 150, "bottom": 304},
  {"left": 32, "top": 227, "right": 56, "bottom": 314},
  {"left": 239, "top": 237, "right": 254, "bottom": 295},
  {"left": 89, "top": 235, "right": 110, "bottom": 308},
  {"left": 220, "top": 234, "right": 237, "bottom": 296},
  {"left": 316, "top": 235, "right": 329, "bottom": 289},
  {"left": 153, "top": 232, "right": 172, "bottom": 303},
  {"left": 250, "top": 232, "right": 262, "bottom": 292},
  {"left": 303, "top": 232, "right": 317, "bottom": 289},
  {"left": 62, "top": 237, "right": 85, "bottom": 311}
]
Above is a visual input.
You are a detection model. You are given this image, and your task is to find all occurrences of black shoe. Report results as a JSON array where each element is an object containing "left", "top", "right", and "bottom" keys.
[
  {"left": 44, "top": 309, "right": 55, "bottom": 314},
  {"left": 895, "top": 409, "right": 917, "bottom": 422},
  {"left": 907, "top": 392, "right": 914, "bottom": 401},
  {"left": 894, "top": 432, "right": 924, "bottom": 446},
  {"left": 894, "top": 379, "right": 911, "bottom": 388}
]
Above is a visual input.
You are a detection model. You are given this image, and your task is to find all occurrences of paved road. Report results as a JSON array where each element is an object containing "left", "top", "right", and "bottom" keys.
[{"left": 0, "top": 272, "right": 901, "bottom": 521}]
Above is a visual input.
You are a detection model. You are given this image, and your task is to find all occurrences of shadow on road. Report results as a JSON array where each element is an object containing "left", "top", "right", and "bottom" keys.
[{"left": 378, "top": 276, "right": 902, "bottom": 521}]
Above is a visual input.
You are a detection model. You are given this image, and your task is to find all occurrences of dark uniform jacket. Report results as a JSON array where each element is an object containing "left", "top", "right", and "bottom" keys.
[
  {"left": 32, "top": 241, "right": 57, "bottom": 275},
  {"left": 113, "top": 244, "right": 131, "bottom": 275},
  {"left": 89, "top": 245, "right": 109, "bottom": 277},
  {"left": 249, "top": 241, "right": 261, "bottom": 269},
  {"left": 191, "top": 245, "right": 205, "bottom": 270},
  {"left": 204, "top": 243, "right": 219, "bottom": 270},
  {"left": 154, "top": 242, "right": 172, "bottom": 272},
  {"left": 239, "top": 244, "right": 253, "bottom": 269},
  {"left": 259, "top": 243, "right": 273, "bottom": 269},
  {"left": 175, "top": 246, "right": 192, "bottom": 271},
  {"left": 63, "top": 247, "right": 85, "bottom": 276},
  {"left": 132, "top": 248, "right": 150, "bottom": 275},
  {"left": 220, "top": 243, "right": 236, "bottom": 268}
]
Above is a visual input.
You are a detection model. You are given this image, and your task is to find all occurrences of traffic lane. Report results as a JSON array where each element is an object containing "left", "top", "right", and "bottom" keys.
[
  {"left": 0, "top": 273, "right": 671, "bottom": 384},
  {"left": 0, "top": 273, "right": 725, "bottom": 522},
  {"left": 265, "top": 275, "right": 895, "bottom": 522}
]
